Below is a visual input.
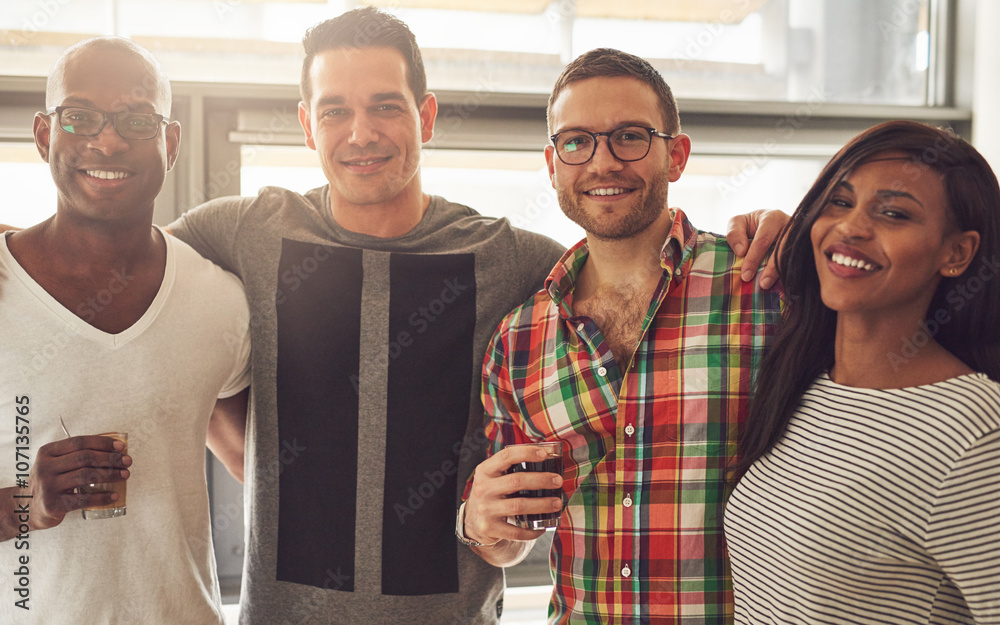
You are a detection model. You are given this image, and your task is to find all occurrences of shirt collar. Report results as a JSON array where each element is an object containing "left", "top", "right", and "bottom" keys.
[{"left": 543, "top": 208, "right": 700, "bottom": 311}]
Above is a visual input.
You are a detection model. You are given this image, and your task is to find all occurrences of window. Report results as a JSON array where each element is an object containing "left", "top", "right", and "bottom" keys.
[
  {"left": 3, "top": 0, "right": 939, "bottom": 106},
  {"left": 0, "top": 142, "right": 56, "bottom": 227}
]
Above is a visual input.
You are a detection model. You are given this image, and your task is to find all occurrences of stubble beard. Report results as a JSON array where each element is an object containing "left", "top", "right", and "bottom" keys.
[
  {"left": 557, "top": 168, "right": 671, "bottom": 242},
  {"left": 330, "top": 160, "right": 418, "bottom": 207}
]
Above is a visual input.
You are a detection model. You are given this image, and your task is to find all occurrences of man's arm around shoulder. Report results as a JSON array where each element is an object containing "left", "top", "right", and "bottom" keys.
[{"left": 166, "top": 195, "right": 256, "bottom": 273}]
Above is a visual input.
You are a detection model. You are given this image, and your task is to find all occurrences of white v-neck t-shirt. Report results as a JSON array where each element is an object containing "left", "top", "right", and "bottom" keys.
[{"left": 0, "top": 229, "right": 251, "bottom": 624}]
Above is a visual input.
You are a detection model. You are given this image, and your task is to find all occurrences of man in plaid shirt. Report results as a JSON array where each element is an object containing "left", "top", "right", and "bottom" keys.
[{"left": 461, "top": 49, "right": 784, "bottom": 624}]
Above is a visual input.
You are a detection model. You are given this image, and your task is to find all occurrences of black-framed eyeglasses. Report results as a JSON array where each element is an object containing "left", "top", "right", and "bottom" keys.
[
  {"left": 550, "top": 125, "right": 674, "bottom": 165},
  {"left": 49, "top": 106, "right": 168, "bottom": 140}
]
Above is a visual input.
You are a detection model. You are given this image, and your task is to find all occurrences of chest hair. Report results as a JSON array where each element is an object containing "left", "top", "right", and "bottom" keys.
[{"left": 574, "top": 283, "right": 651, "bottom": 370}]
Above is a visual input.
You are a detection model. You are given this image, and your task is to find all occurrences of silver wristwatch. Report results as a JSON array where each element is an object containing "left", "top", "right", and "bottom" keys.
[{"left": 455, "top": 501, "right": 489, "bottom": 547}]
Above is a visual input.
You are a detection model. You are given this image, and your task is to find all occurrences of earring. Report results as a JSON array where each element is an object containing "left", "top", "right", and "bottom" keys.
[{"left": 949, "top": 268, "right": 958, "bottom": 276}]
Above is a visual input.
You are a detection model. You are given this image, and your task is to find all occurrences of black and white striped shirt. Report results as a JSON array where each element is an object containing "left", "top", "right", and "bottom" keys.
[{"left": 725, "top": 372, "right": 1000, "bottom": 624}]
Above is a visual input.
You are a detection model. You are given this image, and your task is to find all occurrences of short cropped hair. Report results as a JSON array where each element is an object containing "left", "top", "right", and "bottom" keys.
[
  {"left": 547, "top": 48, "right": 680, "bottom": 135},
  {"left": 46, "top": 36, "right": 172, "bottom": 117},
  {"left": 300, "top": 7, "right": 427, "bottom": 105}
]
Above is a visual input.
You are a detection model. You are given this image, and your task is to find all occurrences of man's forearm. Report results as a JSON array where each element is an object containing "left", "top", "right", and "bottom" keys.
[{"left": 471, "top": 537, "right": 536, "bottom": 568}]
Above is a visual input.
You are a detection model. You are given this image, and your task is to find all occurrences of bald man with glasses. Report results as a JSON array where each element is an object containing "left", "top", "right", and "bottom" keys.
[{"left": 0, "top": 37, "right": 249, "bottom": 624}]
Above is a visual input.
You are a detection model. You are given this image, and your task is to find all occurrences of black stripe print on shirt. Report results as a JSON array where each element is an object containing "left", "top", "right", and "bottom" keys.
[
  {"left": 275, "top": 241, "right": 363, "bottom": 591},
  {"left": 381, "top": 252, "right": 477, "bottom": 595}
]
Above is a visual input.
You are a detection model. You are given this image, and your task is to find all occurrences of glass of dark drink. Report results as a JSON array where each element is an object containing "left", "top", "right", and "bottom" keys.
[{"left": 504, "top": 441, "right": 564, "bottom": 529}]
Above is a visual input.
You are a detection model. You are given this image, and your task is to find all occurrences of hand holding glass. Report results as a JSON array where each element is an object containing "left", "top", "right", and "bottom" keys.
[
  {"left": 79, "top": 432, "right": 128, "bottom": 520},
  {"left": 504, "top": 441, "right": 564, "bottom": 529}
]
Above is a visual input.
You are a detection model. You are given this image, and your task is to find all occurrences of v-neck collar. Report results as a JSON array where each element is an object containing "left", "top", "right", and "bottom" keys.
[{"left": 1, "top": 226, "right": 176, "bottom": 348}]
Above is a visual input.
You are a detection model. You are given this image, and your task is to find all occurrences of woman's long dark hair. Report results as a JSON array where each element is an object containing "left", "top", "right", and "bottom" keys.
[{"left": 733, "top": 120, "right": 1000, "bottom": 476}]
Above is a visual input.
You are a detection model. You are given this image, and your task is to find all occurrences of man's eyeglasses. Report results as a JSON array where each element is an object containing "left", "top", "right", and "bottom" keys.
[
  {"left": 550, "top": 126, "right": 674, "bottom": 166},
  {"left": 49, "top": 106, "right": 168, "bottom": 140}
]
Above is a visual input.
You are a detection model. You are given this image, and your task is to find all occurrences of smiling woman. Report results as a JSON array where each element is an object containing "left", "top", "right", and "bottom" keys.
[
  {"left": 725, "top": 120, "right": 1000, "bottom": 625},
  {"left": 808, "top": 152, "right": 971, "bottom": 324}
]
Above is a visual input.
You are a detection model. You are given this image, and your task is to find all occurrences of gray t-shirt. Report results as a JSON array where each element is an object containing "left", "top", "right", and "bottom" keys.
[{"left": 169, "top": 185, "right": 565, "bottom": 625}]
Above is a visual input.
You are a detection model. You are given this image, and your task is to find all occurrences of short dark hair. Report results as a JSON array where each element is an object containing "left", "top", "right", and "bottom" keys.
[
  {"left": 300, "top": 7, "right": 427, "bottom": 106},
  {"left": 547, "top": 48, "right": 680, "bottom": 135}
]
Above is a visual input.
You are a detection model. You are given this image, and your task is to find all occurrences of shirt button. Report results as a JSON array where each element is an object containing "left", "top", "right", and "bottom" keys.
[
  {"left": 576, "top": 322, "right": 585, "bottom": 333},
  {"left": 622, "top": 563, "right": 631, "bottom": 578},
  {"left": 623, "top": 494, "right": 632, "bottom": 508},
  {"left": 674, "top": 268, "right": 683, "bottom": 277},
  {"left": 625, "top": 424, "right": 635, "bottom": 437},
  {"left": 597, "top": 366, "right": 607, "bottom": 377}
]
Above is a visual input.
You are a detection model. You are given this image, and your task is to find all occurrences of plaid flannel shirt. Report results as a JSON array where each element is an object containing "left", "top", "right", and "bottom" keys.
[{"left": 481, "top": 209, "right": 782, "bottom": 624}]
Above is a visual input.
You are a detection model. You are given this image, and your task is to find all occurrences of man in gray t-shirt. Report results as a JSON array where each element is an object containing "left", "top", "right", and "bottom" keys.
[
  {"left": 170, "top": 8, "right": 782, "bottom": 625},
  {"left": 170, "top": 9, "right": 562, "bottom": 624}
]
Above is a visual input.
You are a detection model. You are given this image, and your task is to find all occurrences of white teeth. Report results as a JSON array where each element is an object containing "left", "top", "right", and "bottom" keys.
[
  {"left": 86, "top": 170, "right": 129, "bottom": 180},
  {"left": 587, "top": 187, "right": 626, "bottom": 196},
  {"left": 831, "top": 252, "right": 874, "bottom": 271},
  {"left": 352, "top": 160, "right": 380, "bottom": 166}
]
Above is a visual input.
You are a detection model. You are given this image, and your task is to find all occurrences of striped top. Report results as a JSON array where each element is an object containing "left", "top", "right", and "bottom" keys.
[
  {"left": 725, "top": 372, "right": 1000, "bottom": 624},
  {"left": 478, "top": 209, "right": 782, "bottom": 624}
]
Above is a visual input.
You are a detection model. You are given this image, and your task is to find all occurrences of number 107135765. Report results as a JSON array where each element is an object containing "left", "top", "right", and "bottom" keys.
[{"left": 15, "top": 396, "right": 31, "bottom": 481}]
